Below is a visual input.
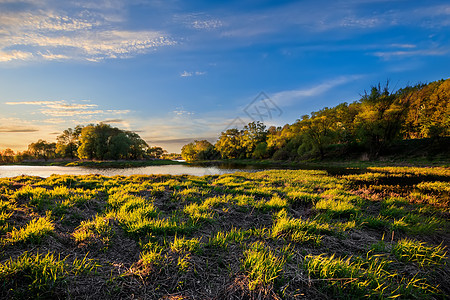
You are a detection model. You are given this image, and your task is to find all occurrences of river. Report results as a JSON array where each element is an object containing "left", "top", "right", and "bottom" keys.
[{"left": 0, "top": 164, "right": 265, "bottom": 178}]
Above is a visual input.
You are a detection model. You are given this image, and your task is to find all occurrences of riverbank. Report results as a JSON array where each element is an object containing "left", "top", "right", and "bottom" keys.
[
  {"left": 0, "top": 167, "right": 448, "bottom": 299},
  {"left": 191, "top": 157, "right": 450, "bottom": 170}
]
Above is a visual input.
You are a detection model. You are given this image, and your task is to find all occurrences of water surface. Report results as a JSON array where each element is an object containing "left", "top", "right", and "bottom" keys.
[{"left": 0, "top": 164, "right": 264, "bottom": 178}]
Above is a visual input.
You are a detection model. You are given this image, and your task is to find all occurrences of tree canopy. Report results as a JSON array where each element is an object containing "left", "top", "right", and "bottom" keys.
[
  {"left": 183, "top": 79, "right": 450, "bottom": 161},
  {"left": 9, "top": 123, "right": 166, "bottom": 162}
]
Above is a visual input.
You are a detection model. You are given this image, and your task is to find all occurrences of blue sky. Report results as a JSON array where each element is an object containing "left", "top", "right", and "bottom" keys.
[{"left": 0, "top": 0, "right": 449, "bottom": 153}]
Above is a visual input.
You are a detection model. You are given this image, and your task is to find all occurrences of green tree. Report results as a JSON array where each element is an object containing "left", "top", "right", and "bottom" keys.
[
  {"left": 181, "top": 143, "right": 196, "bottom": 162},
  {"left": 94, "top": 123, "right": 115, "bottom": 160},
  {"left": 28, "top": 140, "right": 56, "bottom": 161},
  {"left": 416, "top": 79, "right": 450, "bottom": 138},
  {"left": 77, "top": 126, "right": 97, "bottom": 160},
  {"left": 181, "top": 140, "right": 217, "bottom": 161},
  {"left": 56, "top": 127, "right": 81, "bottom": 159},
  {"left": 252, "top": 142, "right": 268, "bottom": 159},
  {"left": 1, "top": 148, "right": 15, "bottom": 163},
  {"left": 127, "top": 131, "right": 150, "bottom": 159},
  {"left": 240, "top": 121, "right": 267, "bottom": 158},
  {"left": 303, "top": 109, "right": 339, "bottom": 159},
  {"left": 108, "top": 132, "right": 131, "bottom": 159},
  {"left": 77, "top": 123, "right": 152, "bottom": 160},
  {"left": 215, "top": 129, "right": 244, "bottom": 159},
  {"left": 147, "top": 146, "right": 166, "bottom": 159},
  {"left": 355, "top": 83, "right": 409, "bottom": 159}
]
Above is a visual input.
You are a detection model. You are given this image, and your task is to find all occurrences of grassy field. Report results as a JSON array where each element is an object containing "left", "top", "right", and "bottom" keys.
[{"left": 0, "top": 166, "right": 448, "bottom": 299}]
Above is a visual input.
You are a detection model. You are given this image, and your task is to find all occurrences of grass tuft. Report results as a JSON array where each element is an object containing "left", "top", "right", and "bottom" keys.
[
  {"left": 5, "top": 214, "right": 54, "bottom": 245},
  {"left": 242, "top": 241, "right": 286, "bottom": 290},
  {"left": 392, "top": 238, "right": 447, "bottom": 266}
]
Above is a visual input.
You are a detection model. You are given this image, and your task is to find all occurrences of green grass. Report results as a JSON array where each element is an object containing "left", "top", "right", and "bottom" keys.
[
  {"left": 392, "top": 238, "right": 447, "bottom": 266},
  {"left": 0, "top": 251, "right": 98, "bottom": 299},
  {"left": 170, "top": 236, "right": 201, "bottom": 254},
  {"left": 271, "top": 210, "right": 332, "bottom": 246},
  {"left": 4, "top": 215, "right": 54, "bottom": 245},
  {"left": 0, "top": 166, "right": 448, "bottom": 299},
  {"left": 242, "top": 241, "right": 287, "bottom": 290},
  {"left": 305, "top": 253, "right": 438, "bottom": 298},
  {"left": 72, "top": 214, "right": 115, "bottom": 246}
]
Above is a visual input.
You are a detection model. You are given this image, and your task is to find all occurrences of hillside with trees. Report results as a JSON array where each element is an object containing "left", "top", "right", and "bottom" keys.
[
  {"left": 181, "top": 79, "right": 450, "bottom": 162},
  {"left": 0, "top": 123, "right": 166, "bottom": 163}
]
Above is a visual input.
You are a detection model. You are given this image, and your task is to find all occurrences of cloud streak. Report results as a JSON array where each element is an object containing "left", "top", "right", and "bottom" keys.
[
  {"left": 0, "top": 126, "right": 39, "bottom": 133},
  {"left": 5, "top": 100, "right": 130, "bottom": 117},
  {"left": 0, "top": 3, "right": 176, "bottom": 62},
  {"left": 271, "top": 75, "right": 363, "bottom": 107},
  {"left": 180, "top": 71, "right": 206, "bottom": 77},
  {"left": 372, "top": 48, "right": 449, "bottom": 59}
]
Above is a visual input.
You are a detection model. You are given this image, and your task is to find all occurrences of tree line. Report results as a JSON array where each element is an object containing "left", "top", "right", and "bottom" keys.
[
  {"left": 181, "top": 79, "right": 450, "bottom": 161},
  {"left": 0, "top": 123, "right": 166, "bottom": 163}
]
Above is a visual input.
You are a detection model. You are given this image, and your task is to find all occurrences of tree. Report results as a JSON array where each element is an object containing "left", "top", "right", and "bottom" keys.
[
  {"left": 56, "top": 127, "right": 81, "bottom": 159},
  {"left": 181, "top": 143, "right": 197, "bottom": 162},
  {"left": 355, "top": 82, "right": 409, "bottom": 159},
  {"left": 108, "top": 132, "right": 131, "bottom": 159},
  {"left": 266, "top": 123, "right": 302, "bottom": 156},
  {"left": 410, "top": 79, "right": 450, "bottom": 139},
  {"left": 215, "top": 129, "right": 244, "bottom": 159},
  {"left": 94, "top": 123, "right": 115, "bottom": 160},
  {"left": 77, "top": 123, "right": 153, "bottom": 160},
  {"left": 28, "top": 140, "right": 56, "bottom": 160},
  {"left": 148, "top": 146, "right": 166, "bottom": 159},
  {"left": 127, "top": 131, "right": 150, "bottom": 159},
  {"left": 299, "top": 110, "right": 337, "bottom": 160},
  {"left": 181, "top": 140, "right": 217, "bottom": 162},
  {"left": 77, "top": 126, "right": 97, "bottom": 160},
  {"left": 1, "top": 148, "right": 15, "bottom": 163},
  {"left": 333, "top": 102, "right": 360, "bottom": 146},
  {"left": 240, "top": 121, "right": 267, "bottom": 158},
  {"left": 252, "top": 142, "right": 268, "bottom": 159}
]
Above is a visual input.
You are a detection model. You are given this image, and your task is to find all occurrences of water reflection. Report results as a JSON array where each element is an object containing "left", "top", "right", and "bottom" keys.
[{"left": 0, "top": 165, "right": 264, "bottom": 178}]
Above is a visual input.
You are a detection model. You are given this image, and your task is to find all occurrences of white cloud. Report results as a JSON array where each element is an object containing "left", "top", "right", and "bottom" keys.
[
  {"left": 271, "top": 75, "right": 363, "bottom": 106},
  {"left": 180, "top": 70, "right": 206, "bottom": 77},
  {"left": 176, "top": 12, "right": 223, "bottom": 30},
  {"left": 5, "top": 100, "right": 59, "bottom": 106},
  {"left": 6, "top": 100, "right": 97, "bottom": 109},
  {"left": 0, "top": 51, "right": 34, "bottom": 62},
  {"left": 191, "top": 19, "right": 223, "bottom": 30},
  {"left": 372, "top": 49, "right": 448, "bottom": 59},
  {"left": 1, "top": 99, "right": 133, "bottom": 150},
  {"left": 39, "top": 52, "right": 70, "bottom": 60},
  {"left": 5, "top": 100, "right": 129, "bottom": 117},
  {"left": 42, "top": 118, "right": 66, "bottom": 124},
  {"left": 0, "top": 4, "right": 176, "bottom": 63},
  {"left": 172, "top": 108, "right": 194, "bottom": 116},
  {"left": 180, "top": 71, "right": 192, "bottom": 77},
  {"left": 390, "top": 44, "right": 416, "bottom": 49}
]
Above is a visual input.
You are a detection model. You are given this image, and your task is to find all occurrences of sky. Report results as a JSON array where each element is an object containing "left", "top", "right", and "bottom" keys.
[{"left": 0, "top": 0, "right": 449, "bottom": 153}]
